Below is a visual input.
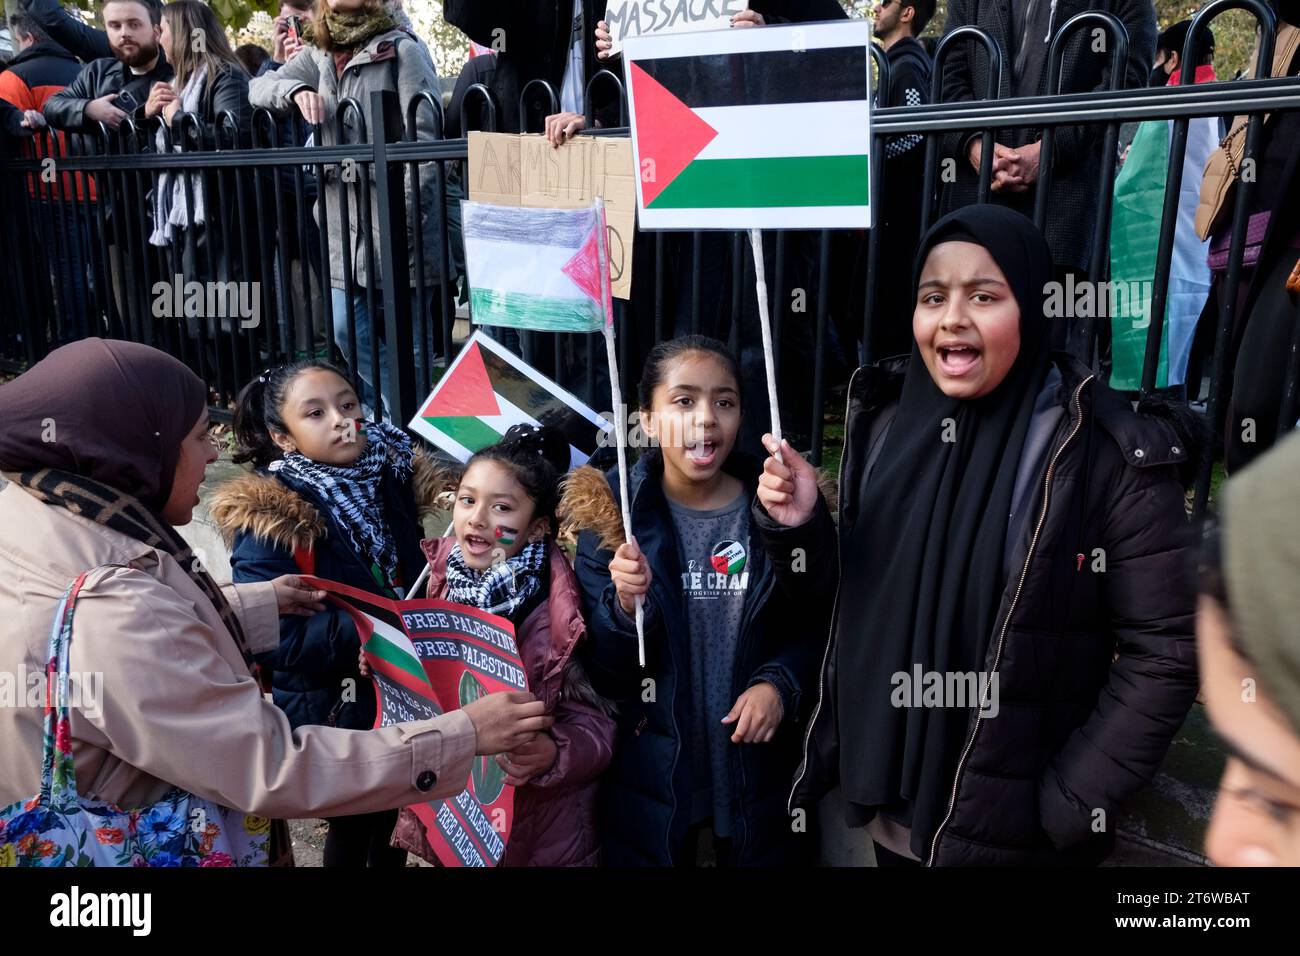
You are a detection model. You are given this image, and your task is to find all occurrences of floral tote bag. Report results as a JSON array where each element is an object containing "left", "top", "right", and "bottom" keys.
[{"left": 0, "top": 570, "right": 271, "bottom": 867}]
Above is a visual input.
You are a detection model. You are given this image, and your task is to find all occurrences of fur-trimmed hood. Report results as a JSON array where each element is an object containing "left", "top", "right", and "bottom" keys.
[{"left": 210, "top": 447, "right": 458, "bottom": 552}]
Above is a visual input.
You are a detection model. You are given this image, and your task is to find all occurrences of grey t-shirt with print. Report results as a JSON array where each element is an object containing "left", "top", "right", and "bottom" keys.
[{"left": 667, "top": 491, "right": 752, "bottom": 839}]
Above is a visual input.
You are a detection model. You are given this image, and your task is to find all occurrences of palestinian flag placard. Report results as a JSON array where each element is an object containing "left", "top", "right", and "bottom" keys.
[
  {"left": 462, "top": 200, "right": 613, "bottom": 332},
  {"left": 622, "top": 20, "right": 873, "bottom": 230},
  {"left": 408, "top": 331, "right": 612, "bottom": 470},
  {"left": 302, "top": 575, "right": 527, "bottom": 868}
]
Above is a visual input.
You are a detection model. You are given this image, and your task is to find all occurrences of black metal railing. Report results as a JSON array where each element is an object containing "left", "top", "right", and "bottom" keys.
[{"left": 2, "top": 9, "right": 1298, "bottom": 517}]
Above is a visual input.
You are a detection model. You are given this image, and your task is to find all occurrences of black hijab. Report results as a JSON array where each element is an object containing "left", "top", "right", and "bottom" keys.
[{"left": 836, "top": 206, "right": 1055, "bottom": 857}]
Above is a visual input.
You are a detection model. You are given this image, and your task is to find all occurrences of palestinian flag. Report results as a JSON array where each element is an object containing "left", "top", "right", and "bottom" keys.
[
  {"left": 407, "top": 331, "right": 612, "bottom": 469},
  {"left": 462, "top": 201, "right": 613, "bottom": 332},
  {"left": 302, "top": 576, "right": 523, "bottom": 868},
  {"left": 622, "top": 20, "right": 873, "bottom": 230},
  {"left": 311, "top": 578, "right": 443, "bottom": 716}
]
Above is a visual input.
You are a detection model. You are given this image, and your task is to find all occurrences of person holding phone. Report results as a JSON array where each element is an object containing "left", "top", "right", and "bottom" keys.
[
  {"left": 250, "top": 0, "right": 450, "bottom": 419},
  {"left": 43, "top": 0, "right": 171, "bottom": 133},
  {"left": 42, "top": 0, "right": 173, "bottom": 330},
  {"left": 269, "top": 0, "right": 315, "bottom": 72}
]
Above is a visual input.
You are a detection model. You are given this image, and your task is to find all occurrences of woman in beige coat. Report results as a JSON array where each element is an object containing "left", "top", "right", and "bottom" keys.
[{"left": 0, "top": 339, "right": 550, "bottom": 862}]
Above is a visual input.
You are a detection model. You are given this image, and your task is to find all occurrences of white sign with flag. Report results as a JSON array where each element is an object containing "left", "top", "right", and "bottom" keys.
[{"left": 622, "top": 20, "right": 873, "bottom": 230}]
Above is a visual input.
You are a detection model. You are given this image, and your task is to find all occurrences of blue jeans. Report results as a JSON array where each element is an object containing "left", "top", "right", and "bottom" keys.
[{"left": 330, "top": 288, "right": 423, "bottom": 420}]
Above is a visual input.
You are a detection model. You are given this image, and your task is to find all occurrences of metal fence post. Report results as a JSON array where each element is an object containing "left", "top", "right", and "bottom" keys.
[{"left": 371, "top": 89, "right": 416, "bottom": 422}]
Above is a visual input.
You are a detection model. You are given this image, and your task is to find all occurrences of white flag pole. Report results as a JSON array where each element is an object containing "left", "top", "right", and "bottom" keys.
[
  {"left": 406, "top": 561, "right": 431, "bottom": 599},
  {"left": 749, "top": 228, "right": 782, "bottom": 458},
  {"left": 596, "top": 197, "right": 646, "bottom": 667}
]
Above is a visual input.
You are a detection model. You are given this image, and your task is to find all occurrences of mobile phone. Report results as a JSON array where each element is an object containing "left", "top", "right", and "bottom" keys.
[
  {"left": 115, "top": 88, "right": 140, "bottom": 114},
  {"left": 287, "top": 15, "right": 302, "bottom": 44}
]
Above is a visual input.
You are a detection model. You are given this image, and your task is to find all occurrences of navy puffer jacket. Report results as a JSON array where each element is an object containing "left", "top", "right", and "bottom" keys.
[
  {"left": 213, "top": 450, "right": 447, "bottom": 730},
  {"left": 569, "top": 450, "right": 820, "bottom": 866}
]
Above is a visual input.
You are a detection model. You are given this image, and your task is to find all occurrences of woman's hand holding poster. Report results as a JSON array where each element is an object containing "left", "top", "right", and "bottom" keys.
[{"left": 302, "top": 575, "right": 526, "bottom": 867}]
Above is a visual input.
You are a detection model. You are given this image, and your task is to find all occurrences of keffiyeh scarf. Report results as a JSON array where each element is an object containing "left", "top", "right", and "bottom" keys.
[
  {"left": 270, "top": 420, "right": 413, "bottom": 592},
  {"left": 445, "top": 539, "right": 546, "bottom": 621}
]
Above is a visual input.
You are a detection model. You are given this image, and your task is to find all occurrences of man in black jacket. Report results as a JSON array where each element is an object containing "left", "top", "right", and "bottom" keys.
[
  {"left": 938, "top": 0, "right": 1156, "bottom": 279},
  {"left": 43, "top": 0, "right": 172, "bottom": 331},
  {"left": 43, "top": 0, "right": 171, "bottom": 134}
]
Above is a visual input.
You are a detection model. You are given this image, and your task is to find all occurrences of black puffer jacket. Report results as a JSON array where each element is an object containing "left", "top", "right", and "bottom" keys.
[
  {"left": 212, "top": 450, "right": 447, "bottom": 731},
  {"left": 572, "top": 451, "right": 820, "bottom": 866},
  {"left": 769, "top": 353, "right": 1199, "bottom": 866}
]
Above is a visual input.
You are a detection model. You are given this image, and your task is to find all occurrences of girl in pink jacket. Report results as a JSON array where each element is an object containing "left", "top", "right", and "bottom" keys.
[{"left": 391, "top": 424, "right": 616, "bottom": 866}]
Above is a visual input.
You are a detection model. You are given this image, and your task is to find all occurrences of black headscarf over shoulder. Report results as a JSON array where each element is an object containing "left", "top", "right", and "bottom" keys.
[{"left": 835, "top": 205, "right": 1056, "bottom": 858}]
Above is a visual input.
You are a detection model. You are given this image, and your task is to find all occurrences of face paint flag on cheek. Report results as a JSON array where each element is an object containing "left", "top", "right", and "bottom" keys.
[{"left": 494, "top": 526, "right": 518, "bottom": 546}]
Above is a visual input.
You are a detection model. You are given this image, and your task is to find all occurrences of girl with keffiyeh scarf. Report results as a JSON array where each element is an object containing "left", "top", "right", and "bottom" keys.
[
  {"left": 384, "top": 423, "right": 617, "bottom": 866},
  {"left": 213, "top": 359, "right": 447, "bottom": 867}
]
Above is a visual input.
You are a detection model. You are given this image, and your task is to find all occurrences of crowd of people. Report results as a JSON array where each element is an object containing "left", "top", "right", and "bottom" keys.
[
  {"left": 2, "top": 0, "right": 1299, "bottom": 466},
  {"left": 1, "top": 0, "right": 1299, "bottom": 871}
]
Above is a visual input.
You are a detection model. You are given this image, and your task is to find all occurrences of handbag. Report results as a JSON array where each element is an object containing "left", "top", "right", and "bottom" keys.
[
  {"left": 1207, "top": 210, "right": 1272, "bottom": 275},
  {"left": 0, "top": 569, "right": 272, "bottom": 867}
]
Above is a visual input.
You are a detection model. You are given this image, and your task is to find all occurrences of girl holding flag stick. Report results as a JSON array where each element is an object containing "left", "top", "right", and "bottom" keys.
[
  {"left": 566, "top": 335, "right": 820, "bottom": 866},
  {"left": 215, "top": 360, "right": 450, "bottom": 867}
]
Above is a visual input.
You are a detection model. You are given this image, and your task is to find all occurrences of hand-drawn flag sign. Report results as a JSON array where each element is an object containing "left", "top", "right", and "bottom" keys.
[
  {"left": 303, "top": 575, "right": 526, "bottom": 868},
  {"left": 462, "top": 200, "right": 613, "bottom": 333},
  {"left": 622, "top": 20, "right": 873, "bottom": 230},
  {"left": 408, "top": 331, "right": 612, "bottom": 470}
]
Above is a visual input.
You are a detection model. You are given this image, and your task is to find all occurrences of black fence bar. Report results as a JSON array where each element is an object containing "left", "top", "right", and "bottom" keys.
[
  {"left": 371, "top": 89, "right": 417, "bottom": 422},
  {"left": 862, "top": 42, "right": 891, "bottom": 364},
  {"left": 2, "top": 19, "right": 1298, "bottom": 517},
  {"left": 1142, "top": 0, "right": 1277, "bottom": 398},
  {"left": 1033, "top": 12, "right": 1129, "bottom": 232}
]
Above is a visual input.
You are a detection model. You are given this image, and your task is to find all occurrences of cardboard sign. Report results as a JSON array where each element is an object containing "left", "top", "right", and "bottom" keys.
[
  {"left": 603, "top": 0, "right": 747, "bottom": 55},
  {"left": 304, "top": 576, "right": 525, "bottom": 868},
  {"left": 467, "top": 131, "right": 636, "bottom": 299}
]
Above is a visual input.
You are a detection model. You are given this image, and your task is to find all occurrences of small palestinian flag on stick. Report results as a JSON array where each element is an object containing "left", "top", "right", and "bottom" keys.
[
  {"left": 580, "top": 196, "right": 645, "bottom": 666},
  {"left": 462, "top": 201, "right": 614, "bottom": 332},
  {"left": 622, "top": 20, "right": 873, "bottom": 230},
  {"left": 407, "top": 331, "right": 611, "bottom": 469}
]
